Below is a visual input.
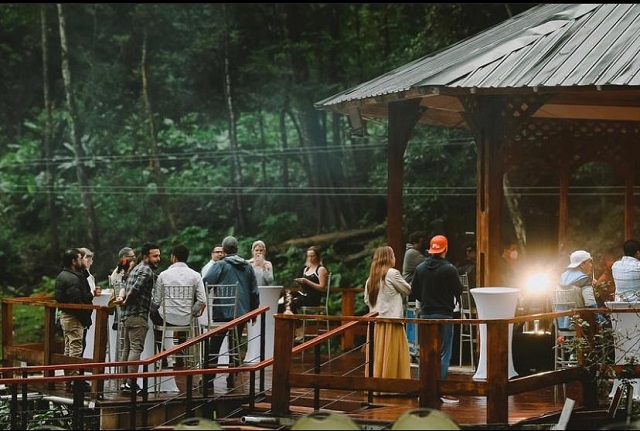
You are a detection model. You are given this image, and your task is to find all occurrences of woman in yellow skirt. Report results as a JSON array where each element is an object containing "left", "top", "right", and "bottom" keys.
[{"left": 364, "top": 246, "right": 412, "bottom": 384}]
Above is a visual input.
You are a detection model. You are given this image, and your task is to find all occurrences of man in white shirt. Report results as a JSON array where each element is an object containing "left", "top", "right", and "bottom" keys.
[
  {"left": 612, "top": 239, "right": 640, "bottom": 301},
  {"left": 201, "top": 244, "right": 224, "bottom": 277},
  {"left": 152, "top": 244, "right": 207, "bottom": 367}
]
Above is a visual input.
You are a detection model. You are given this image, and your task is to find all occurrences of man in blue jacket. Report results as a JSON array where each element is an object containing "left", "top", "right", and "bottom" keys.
[{"left": 203, "top": 235, "right": 260, "bottom": 390}]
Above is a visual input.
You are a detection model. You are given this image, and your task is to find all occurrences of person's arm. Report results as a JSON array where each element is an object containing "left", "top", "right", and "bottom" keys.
[
  {"left": 193, "top": 277, "right": 207, "bottom": 316},
  {"left": 262, "top": 260, "right": 274, "bottom": 285},
  {"left": 388, "top": 268, "right": 411, "bottom": 296},
  {"left": 296, "top": 266, "right": 328, "bottom": 292}
]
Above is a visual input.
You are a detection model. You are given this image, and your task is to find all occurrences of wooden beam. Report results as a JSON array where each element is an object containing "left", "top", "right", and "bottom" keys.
[{"left": 387, "top": 99, "right": 423, "bottom": 270}]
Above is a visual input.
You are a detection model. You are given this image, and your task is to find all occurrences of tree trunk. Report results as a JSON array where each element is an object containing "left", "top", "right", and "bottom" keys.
[
  {"left": 279, "top": 109, "right": 290, "bottom": 188},
  {"left": 223, "top": 4, "right": 245, "bottom": 231},
  {"left": 57, "top": 3, "right": 100, "bottom": 250},
  {"left": 41, "top": 4, "right": 60, "bottom": 259},
  {"left": 140, "top": 29, "right": 178, "bottom": 236}
]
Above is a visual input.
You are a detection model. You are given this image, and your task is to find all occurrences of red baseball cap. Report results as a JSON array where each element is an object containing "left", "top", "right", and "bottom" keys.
[{"left": 428, "top": 235, "right": 448, "bottom": 254}]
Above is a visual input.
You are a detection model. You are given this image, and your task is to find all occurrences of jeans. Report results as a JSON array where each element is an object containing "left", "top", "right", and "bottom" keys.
[{"left": 420, "top": 313, "right": 454, "bottom": 381}]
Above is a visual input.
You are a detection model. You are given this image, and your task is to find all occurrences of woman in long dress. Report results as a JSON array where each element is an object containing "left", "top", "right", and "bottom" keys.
[{"left": 365, "top": 245, "right": 412, "bottom": 382}]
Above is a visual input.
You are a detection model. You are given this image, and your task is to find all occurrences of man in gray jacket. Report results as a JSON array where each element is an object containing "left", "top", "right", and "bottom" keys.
[{"left": 203, "top": 236, "right": 260, "bottom": 390}]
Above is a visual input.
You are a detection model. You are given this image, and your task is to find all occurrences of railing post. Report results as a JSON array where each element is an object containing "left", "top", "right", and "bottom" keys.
[
  {"left": 271, "top": 315, "right": 295, "bottom": 415},
  {"left": 1, "top": 301, "right": 13, "bottom": 371},
  {"left": 485, "top": 319, "right": 509, "bottom": 425},
  {"left": 418, "top": 319, "right": 441, "bottom": 408}
]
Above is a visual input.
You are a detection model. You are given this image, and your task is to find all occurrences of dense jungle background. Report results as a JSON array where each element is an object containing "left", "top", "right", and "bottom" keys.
[{"left": 0, "top": 4, "right": 539, "bottom": 301}]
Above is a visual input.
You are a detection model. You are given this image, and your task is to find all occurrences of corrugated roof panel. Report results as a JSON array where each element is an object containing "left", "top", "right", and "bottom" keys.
[
  {"left": 316, "top": 4, "right": 640, "bottom": 109},
  {"left": 543, "top": 4, "right": 630, "bottom": 86}
]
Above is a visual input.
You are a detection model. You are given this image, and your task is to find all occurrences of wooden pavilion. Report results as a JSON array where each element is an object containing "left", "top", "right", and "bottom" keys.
[{"left": 316, "top": 3, "right": 640, "bottom": 286}]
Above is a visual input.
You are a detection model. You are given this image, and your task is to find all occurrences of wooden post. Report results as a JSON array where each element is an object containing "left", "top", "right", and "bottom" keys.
[
  {"left": 271, "top": 315, "right": 295, "bottom": 415},
  {"left": 387, "top": 99, "right": 423, "bottom": 270},
  {"left": 485, "top": 319, "right": 509, "bottom": 425},
  {"left": 418, "top": 319, "right": 441, "bottom": 408}
]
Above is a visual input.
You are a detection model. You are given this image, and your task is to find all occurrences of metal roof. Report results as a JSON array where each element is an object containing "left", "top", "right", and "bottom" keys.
[{"left": 316, "top": 4, "right": 640, "bottom": 114}]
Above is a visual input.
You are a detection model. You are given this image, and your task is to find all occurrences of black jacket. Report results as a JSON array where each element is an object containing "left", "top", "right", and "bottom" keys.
[
  {"left": 410, "top": 256, "right": 463, "bottom": 317},
  {"left": 54, "top": 268, "right": 94, "bottom": 327}
]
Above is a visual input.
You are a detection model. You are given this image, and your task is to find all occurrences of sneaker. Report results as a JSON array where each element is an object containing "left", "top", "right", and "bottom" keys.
[
  {"left": 120, "top": 382, "right": 142, "bottom": 395},
  {"left": 440, "top": 395, "right": 460, "bottom": 404}
]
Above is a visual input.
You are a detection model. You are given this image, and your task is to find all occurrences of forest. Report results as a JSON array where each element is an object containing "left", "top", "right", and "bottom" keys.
[{"left": 0, "top": 4, "right": 537, "bottom": 297}]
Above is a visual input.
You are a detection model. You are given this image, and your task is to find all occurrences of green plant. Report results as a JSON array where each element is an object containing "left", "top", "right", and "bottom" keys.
[{"left": 566, "top": 314, "right": 636, "bottom": 408}]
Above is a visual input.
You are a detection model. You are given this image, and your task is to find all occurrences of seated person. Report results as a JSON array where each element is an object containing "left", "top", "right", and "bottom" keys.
[
  {"left": 559, "top": 250, "right": 606, "bottom": 326},
  {"left": 612, "top": 239, "right": 640, "bottom": 301}
]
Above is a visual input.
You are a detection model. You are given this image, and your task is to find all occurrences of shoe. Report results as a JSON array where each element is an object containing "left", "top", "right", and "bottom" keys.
[
  {"left": 120, "top": 382, "right": 142, "bottom": 395},
  {"left": 440, "top": 395, "right": 460, "bottom": 404}
]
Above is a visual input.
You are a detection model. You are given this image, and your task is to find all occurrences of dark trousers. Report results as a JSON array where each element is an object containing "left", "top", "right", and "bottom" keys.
[{"left": 204, "top": 320, "right": 246, "bottom": 389}]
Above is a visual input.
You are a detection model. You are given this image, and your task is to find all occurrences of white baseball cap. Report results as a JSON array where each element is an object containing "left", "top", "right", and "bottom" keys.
[{"left": 567, "top": 250, "right": 592, "bottom": 268}]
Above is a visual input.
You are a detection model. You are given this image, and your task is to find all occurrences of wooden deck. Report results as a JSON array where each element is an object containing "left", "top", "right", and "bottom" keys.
[{"left": 25, "top": 358, "right": 588, "bottom": 430}]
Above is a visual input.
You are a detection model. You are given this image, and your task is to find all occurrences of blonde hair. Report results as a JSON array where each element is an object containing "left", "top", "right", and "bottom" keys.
[
  {"left": 252, "top": 240, "right": 267, "bottom": 253},
  {"left": 367, "top": 246, "right": 395, "bottom": 307}
]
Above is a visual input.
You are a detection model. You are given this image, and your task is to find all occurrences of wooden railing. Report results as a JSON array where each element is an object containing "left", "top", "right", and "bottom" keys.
[
  {"left": 0, "top": 303, "right": 271, "bottom": 430},
  {"left": 270, "top": 309, "right": 602, "bottom": 425}
]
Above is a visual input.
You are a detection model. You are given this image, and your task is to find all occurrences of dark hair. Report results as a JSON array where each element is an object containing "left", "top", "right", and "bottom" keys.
[
  {"left": 141, "top": 242, "right": 160, "bottom": 257},
  {"left": 211, "top": 244, "right": 222, "bottom": 253},
  {"left": 409, "top": 231, "right": 427, "bottom": 244},
  {"left": 172, "top": 244, "right": 189, "bottom": 262},
  {"left": 622, "top": 239, "right": 640, "bottom": 257},
  {"left": 62, "top": 248, "right": 81, "bottom": 268}
]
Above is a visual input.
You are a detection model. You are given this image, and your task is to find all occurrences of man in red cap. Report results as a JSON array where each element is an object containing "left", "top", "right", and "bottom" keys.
[{"left": 410, "top": 234, "right": 464, "bottom": 404}]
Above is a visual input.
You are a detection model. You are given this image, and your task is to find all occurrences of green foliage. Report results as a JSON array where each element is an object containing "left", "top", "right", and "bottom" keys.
[{"left": 0, "top": 4, "right": 536, "bottom": 343}]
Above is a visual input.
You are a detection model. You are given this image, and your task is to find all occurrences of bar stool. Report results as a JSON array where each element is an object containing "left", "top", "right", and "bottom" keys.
[
  {"left": 153, "top": 284, "right": 200, "bottom": 391},
  {"left": 299, "top": 273, "right": 332, "bottom": 362}
]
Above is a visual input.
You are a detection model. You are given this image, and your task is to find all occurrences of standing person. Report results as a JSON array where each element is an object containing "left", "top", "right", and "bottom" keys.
[
  {"left": 54, "top": 248, "right": 94, "bottom": 391},
  {"left": 152, "top": 244, "right": 207, "bottom": 366},
  {"left": 402, "top": 231, "right": 428, "bottom": 284},
  {"left": 612, "top": 239, "right": 640, "bottom": 301},
  {"left": 410, "top": 235, "right": 463, "bottom": 404},
  {"left": 79, "top": 247, "right": 97, "bottom": 294},
  {"left": 203, "top": 236, "right": 260, "bottom": 389},
  {"left": 457, "top": 244, "right": 476, "bottom": 289},
  {"left": 119, "top": 242, "right": 161, "bottom": 394},
  {"left": 499, "top": 239, "right": 520, "bottom": 287},
  {"left": 201, "top": 244, "right": 224, "bottom": 277},
  {"left": 248, "top": 240, "right": 274, "bottom": 286},
  {"left": 109, "top": 247, "right": 137, "bottom": 305},
  {"left": 364, "top": 246, "right": 412, "bottom": 388}
]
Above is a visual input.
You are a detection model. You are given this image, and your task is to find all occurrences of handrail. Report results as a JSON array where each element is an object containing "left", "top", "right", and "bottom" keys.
[
  {"left": 271, "top": 308, "right": 602, "bottom": 425},
  {"left": 0, "top": 305, "right": 269, "bottom": 380}
]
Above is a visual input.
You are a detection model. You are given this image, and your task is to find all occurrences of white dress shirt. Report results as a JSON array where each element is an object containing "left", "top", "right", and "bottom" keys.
[{"left": 154, "top": 262, "right": 207, "bottom": 326}]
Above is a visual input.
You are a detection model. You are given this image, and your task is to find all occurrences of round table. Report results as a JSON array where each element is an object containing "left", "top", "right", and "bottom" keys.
[
  {"left": 244, "top": 286, "right": 283, "bottom": 362},
  {"left": 470, "top": 287, "right": 520, "bottom": 381}
]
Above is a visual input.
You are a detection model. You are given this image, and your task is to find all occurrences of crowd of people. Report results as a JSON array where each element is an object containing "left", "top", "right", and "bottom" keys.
[
  {"left": 52, "top": 231, "right": 640, "bottom": 401},
  {"left": 52, "top": 236, "right": 327, "bottom": 394}
]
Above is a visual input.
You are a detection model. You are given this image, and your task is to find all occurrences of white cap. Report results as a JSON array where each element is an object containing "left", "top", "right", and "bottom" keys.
[{"left": 567, "top": 250, "right": 591, "bottom": 268}]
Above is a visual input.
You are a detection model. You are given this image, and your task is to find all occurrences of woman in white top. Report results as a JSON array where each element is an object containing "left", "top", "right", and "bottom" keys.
[
  {"left": 248, "top": 240, "right": 274, "bottom": 286},
  {"left": 364, "top": 245, "right": 412, "bottom": 383}
]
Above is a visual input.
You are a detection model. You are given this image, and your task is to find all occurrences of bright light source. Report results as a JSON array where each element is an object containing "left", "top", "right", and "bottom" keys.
[{"left": 523, "top": 271, "right": 553, "bottom": 297}]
